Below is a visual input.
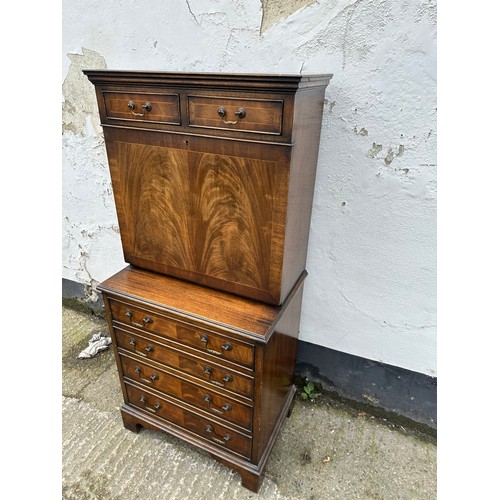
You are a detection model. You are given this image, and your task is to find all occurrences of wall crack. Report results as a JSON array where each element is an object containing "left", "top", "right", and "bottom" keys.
[{"left": 185, "top": 0, "right": 200, "bottom": 25}]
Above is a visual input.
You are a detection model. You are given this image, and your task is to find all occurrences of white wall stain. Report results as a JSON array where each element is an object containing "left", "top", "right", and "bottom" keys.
[{"left": 62, "top": 0, "right": 437, "bottom": 377}]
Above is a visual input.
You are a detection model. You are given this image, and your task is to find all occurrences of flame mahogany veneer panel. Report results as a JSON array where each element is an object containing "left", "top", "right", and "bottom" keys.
[{"left": 114, "top": 141, "right": 281, "bottom": 296}]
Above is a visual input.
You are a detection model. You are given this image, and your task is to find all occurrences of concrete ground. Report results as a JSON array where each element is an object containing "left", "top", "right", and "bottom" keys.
[{"left": 62, "top": 303, "right": 437, "bottom": 500}]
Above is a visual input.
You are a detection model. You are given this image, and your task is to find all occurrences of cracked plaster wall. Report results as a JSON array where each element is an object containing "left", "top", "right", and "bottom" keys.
[{"left": 62, "top": 0, "right": 437, "bottom": 376}]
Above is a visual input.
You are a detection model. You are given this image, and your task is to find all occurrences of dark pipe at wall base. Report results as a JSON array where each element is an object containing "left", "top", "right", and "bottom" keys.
[{"left": 295, "top": 340, "right": 437, "bottom": 432}]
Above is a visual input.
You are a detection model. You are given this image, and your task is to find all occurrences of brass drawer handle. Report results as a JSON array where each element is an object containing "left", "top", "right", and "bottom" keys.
[
  {"left": 134, "top": 366, "right": 159, "bottom": 384},
  {"left": 205, "top": 425, "right": 232, "bottom": 445},
  {"left": 129, "top": 338, "right": 154, "bottom": 357},
  {"left": 124, "top": 309, "right": 151, "bottom": 328},
  {"left": 217, "top": 106, "right": 246, "bottom": 125},
  {"left": 203, "top": 366, "right": 233, "bottom": 388},
  {"left": 128, "top": 100, "right": 152, "bottom": 117},
  {"left": 139, "top": 395, "right": 161, "bottom": 413},
  {"left": 203, "top": 394, "right": 232, "bottom": 415},
  {"left": 199, "top": 335, "right": 232, "bottom": 356},
  {"left": 124, "top": 308, "right": 140, "bottom": 327}
]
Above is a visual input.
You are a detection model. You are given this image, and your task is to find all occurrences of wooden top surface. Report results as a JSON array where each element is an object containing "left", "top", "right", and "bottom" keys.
[
  {"left": 83, "top": 70, "right": 332, "bottom": 91},
  {"left": 98, "top": 266, "right": 306, "bottom": 341}
]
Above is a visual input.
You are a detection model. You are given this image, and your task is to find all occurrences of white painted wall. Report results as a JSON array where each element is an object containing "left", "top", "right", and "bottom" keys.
[{"left": 62, "top": 0, "right": 436, "bottom": 376}]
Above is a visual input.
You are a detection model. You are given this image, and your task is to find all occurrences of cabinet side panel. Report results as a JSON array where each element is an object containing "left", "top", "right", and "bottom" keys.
[
  {"left": 101, "top": 135, "right": 132, "bottom": 263},
  {"left": 280, "top": 87, "right": 328, "bottom": 302},
  {"left": 254, "top": 284, "right": 304, "bottom": 460}
]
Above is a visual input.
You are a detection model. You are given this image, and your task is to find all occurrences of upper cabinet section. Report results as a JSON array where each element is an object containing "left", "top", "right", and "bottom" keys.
[
  {"left": 83, "top": 71, "right": 332, "bottom": 143},
  {"left": 84, "top": 71, "right": 332, "bottom": 305}
]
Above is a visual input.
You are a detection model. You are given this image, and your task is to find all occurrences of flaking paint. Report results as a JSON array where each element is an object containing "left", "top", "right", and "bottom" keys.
[{"left": 62, "top": 0, "right": 437, "bottom": 376}]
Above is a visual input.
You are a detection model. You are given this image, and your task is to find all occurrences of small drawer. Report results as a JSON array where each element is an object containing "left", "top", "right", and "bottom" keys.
[
  {"left": 109, "top": 299, "right": 255, "bottom": 368},
  {"left": 114, "top": 327, "right": 254, "bottom": 399},
  {"left": 120, "top": 354, "right": 252, "bottom": 429},
  {"left": 103, "top": 90, "right": 180, "bottom": 125},
  {"left": 126, "top": 383, "right": 252, "bottom": 458},
  {"left": 188, "top": 95, "right": 283, "bottom": 135}
]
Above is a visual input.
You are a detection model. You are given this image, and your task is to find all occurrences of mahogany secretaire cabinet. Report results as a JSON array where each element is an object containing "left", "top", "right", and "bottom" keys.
[
  {"left": 85, "top": 71, "right": 331, "bottom": 492},
  {"left": 84, "top": 71, "right": 332, "bottom": 305}
]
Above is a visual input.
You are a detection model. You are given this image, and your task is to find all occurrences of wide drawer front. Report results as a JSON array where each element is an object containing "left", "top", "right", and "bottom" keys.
[
  {"left": 103, "top": 90, "right": 181, "bottom": 125},
  {"left": 126, "top": 382, "right": 252, "bottom": 458},
  {"left": 109, "top": 299, "right": 255, "bottom": 368},
  {"left": 120, "top": 354, "right": 252, "bottom": 429},
  {"left": 188, "top": 95, "right": 283, "bottom": 135},
  {"left": 114, "top": 327, "right": 254, "bottom": 399}
]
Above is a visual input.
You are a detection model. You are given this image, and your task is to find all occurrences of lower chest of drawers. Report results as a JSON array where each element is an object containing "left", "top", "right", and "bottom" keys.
[
  {"left": 98, "top": 265, "right": 305, "bottom": 492},
  {"left": 119, "top": 346, "right": 254, "bottom": 431}
]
